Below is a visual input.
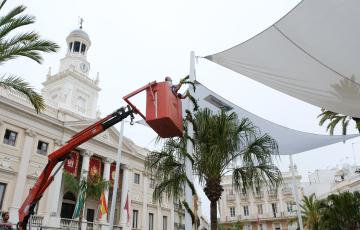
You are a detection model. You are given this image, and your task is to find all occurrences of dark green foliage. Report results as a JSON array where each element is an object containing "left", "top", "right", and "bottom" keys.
[
  {"left": 301, "top": 194, "right": 322, "bottom": 230},
  {"left": 319, "top": 191, "right": 360, "bottom": 230},
  {"left": 301, "top": 192, "right": 360, "bottom": 230}
]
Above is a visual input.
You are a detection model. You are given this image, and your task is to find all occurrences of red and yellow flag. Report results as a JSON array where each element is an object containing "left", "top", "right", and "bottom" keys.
[{"left": 98, "top": 192, "right": 108, "bottom": 219}]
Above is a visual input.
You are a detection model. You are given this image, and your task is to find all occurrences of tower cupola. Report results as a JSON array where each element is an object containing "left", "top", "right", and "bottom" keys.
[{"left": 66, "top": 28, "right": 91, "bottom": 58}]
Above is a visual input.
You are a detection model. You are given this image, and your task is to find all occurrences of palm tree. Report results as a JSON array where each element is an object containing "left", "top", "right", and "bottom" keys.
[
  {"left": 0, "top": 0, "right": 59, "bottom": 113},
  {"left": 317, "top": 109, "right": 360, "bottom": 135},
  {"left": 300, "top": 194, "right": 322, "bottom": 230},
  {"left": 146, "top": 108, "right": 282, "bottom": 230},
  {"left": 63, "top": 172, "right": 109, "bottom": 229},
  {"left": 320, "top": 192, "right": 360, "bottom": 230}
]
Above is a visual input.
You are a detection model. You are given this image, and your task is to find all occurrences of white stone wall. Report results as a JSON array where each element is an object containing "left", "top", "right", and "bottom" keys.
[{"left": 218, "top": 171, "right": 302, "bottom": 226}]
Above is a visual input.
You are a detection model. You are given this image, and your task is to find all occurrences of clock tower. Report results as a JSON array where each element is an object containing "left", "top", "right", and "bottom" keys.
[{"left": 42, "top": 25, "right": 100, "bottom": 119}]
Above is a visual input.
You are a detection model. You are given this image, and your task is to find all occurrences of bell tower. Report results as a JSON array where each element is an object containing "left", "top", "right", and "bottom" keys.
[{"left": 42, "top": 22, "right": 100, "bottom": 120}]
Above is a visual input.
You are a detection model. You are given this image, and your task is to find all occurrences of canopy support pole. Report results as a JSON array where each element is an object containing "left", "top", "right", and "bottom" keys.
[
  {"left": 289, "top": 154, "right": 304, "bottom": 230},
  {"left": 185, "top": 51, "right": 196, "bottom": 230},
  {"left": 109, "top": 120, "right": 125, "bottom": 230}
]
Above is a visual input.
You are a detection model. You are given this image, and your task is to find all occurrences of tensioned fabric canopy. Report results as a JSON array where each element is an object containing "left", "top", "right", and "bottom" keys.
[
  {"left": 206, "top": 0, "right": 360, "bottom": 118},
  {"left": 192, "top": 81, "right": 359, "bottom": 155}
]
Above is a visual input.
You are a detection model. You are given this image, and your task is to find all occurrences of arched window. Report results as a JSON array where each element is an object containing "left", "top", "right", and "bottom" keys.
[
  {"left": 63, "top": 191, "right": 76, "bottom": 201},
  {"left": 69, "top": 42, "right": 73, "bottom": 52},
  {"left": 61, "top": 191, "right": 76, "bottom": 219},
  {"left": 81, "top": 44, "right": 86, "bottom": 54},
  {"left": 73, "top": 41, "right": 80, "bottom": 52}
]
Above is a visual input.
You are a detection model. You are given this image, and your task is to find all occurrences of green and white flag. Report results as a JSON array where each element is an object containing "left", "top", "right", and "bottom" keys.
[{"left": 73, "top": 189, "right": 86, "bottom": 219}]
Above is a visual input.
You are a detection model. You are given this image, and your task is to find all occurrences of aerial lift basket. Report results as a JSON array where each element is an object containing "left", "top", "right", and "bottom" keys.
[{"left": 123, "top": 81, "right": 183, "bottom": 138}]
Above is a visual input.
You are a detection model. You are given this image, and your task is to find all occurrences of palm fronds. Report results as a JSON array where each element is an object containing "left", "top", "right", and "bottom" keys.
[
  {"left": 0, "top": 1, "right": 59, "bottom": 64},
  {"left": 300, "top": 194, "right": 322, "bottom": 230},
  {"left": 0, "top": 0, "right": 59, "bottom": 113},
  {"left": 317, "top": 108, "right": 360, "bottom": 135},
  {"left": 0, "top": 75, "right": 44, "bottom": 112}
]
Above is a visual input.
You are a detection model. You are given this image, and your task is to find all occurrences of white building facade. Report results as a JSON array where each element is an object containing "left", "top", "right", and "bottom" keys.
[
  {"left": 0, "top": 27, "right": 185, "bottom": 230},
  {"left": 218, "top": 170, "right": 302, "bottom": 230},
  {"left": 303, "top": 164, "right": 360, "bottom": 199}
]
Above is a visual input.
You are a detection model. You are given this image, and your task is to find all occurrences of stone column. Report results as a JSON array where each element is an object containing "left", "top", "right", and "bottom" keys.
[
  {"left": 9, "top": 129, "right": 36, "bottom": 222},
  {"left": 142, "top": 173, "right": 148, "bottom": 229},
  {"left": 43, "top": 139, "right": 63, "bottom": 227},
  {"left": 81, "top": 150, "right": 92, "bottom": 230},
  {"left": 81, "top": 150, "right": 92, "bottom": 177},
  {"left": 119, "top": 165, "right": 130, "bottom": 228},
  {"left": 100, "top": 158, "right": 112, "bottom": 226}
]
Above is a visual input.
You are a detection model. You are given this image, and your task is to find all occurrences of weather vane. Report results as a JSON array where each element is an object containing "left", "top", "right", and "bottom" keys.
[{"left": 79, "top": 17, "right": 84, "bottom": 29}]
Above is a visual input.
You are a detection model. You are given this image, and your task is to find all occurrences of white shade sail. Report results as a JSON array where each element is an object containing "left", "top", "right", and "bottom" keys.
[
  {"left": 206, "top": 0, "right": 360, "bottom": 118},
  {"left": 192, "top": 81, "right": 359, "bottom": 155}
]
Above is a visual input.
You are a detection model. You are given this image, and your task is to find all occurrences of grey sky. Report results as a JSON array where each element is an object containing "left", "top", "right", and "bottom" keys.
[{"left": 3, "top": 0, "right": 360, "bottom": 219}]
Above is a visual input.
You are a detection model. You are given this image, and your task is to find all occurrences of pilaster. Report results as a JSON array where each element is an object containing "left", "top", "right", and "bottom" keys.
[
  {"left": 43, "top": 139, "right": 63, "bottom": 228},
  {"left": 142, "top": 173, "right": 148, "bottom": 229},
  {"left": 100, "top": 158, "right": 112, "bottom": 227},
  {"left": 9, "top": 129, "right": 36, "bottom": 222}
]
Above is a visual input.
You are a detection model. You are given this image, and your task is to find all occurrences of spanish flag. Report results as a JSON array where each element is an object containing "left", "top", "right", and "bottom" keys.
[{"left": 98, "top": 192, "right": 108, "bottom": 219}]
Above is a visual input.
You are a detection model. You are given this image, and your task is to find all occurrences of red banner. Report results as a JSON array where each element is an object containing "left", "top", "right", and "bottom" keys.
[
  {"left": 64, "top": 150, "right": 79, "bottom": 176},
  {"left": 89, "top": 156, "right": 102, "bottom": 178},
  {"left": 110, "top": 163, "right": 116, "bottom": 182},
  {"left": 110, "top": 163, "right": 122, "bottom": 186}
]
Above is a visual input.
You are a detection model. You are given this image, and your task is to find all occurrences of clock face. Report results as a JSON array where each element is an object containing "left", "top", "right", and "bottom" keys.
[{"left": 80, "top": 63, "right": 89, "bottom": 73}]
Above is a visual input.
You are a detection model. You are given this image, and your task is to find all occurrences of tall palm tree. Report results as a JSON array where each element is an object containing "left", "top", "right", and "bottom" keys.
[
  {"left": 0, "top": 0, "right": 59, "bottom": 113},
  {"left": 146, "top": 108, "right": 282, "bottom": 230},
  {"left": 317, "top": 109, "right": 360, "bottom": 135},
  {"left": 320, "top": 192, "right": 360, "bottom": 230},
  {"left": 300, "top": 194, "right": 322, "bottom": 230}
]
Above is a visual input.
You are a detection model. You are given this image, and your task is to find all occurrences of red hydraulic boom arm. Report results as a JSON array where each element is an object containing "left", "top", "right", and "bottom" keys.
[{"left": 17, "top": 106, "right": 134, "bottom": 230}]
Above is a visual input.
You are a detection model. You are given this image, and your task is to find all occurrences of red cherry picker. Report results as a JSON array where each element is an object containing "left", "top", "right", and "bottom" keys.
[{"left": 17, "top": 81, "right": 183, "bottom": 229}]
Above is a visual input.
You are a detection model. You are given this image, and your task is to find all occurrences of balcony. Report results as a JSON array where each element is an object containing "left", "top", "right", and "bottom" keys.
[
  {"left": 60, "top": 218, "right": 80, "bottom": 229},
  {"left": 240, "top": 193, "right": 248, "bottom": 200},
  {"left": 225, "top": 215, "right": 241, "bottom": 222},
  {"left": 28, "top": 215, "right": 44, "bottom": 228},
  {"left": 174, "top": 222, "right": 185, "bottom": 230},
  {"left": 268, "top": 190, "right": 278, "bottom": 199},
  {"left": 282, "top": 187, "right": 293, "bottom": 196},
  {"left": 174, "top": 203, "right": 185, "bottom": 214},
  {"left": 227, "top": 194, "right": 236, "bottom": 201},
  {"left": 254, "top": 192, "right": 264, "bottom": 199}
]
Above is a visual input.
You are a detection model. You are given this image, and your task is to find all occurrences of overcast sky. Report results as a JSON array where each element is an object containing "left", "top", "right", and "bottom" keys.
[{"left": 3, "top": 0, "right": 360, "bottom": 219}]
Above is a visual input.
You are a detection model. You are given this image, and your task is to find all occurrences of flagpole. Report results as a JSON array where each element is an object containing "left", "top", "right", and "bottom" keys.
[
  {"left": 109, "top": 120, "right": 125, "bottom": 230},
  {"left": 185, "top": 51, "right": 196, "bottom": 230},
  {"left": 289, "top": 154, "right": 304, "bottom": 230}
]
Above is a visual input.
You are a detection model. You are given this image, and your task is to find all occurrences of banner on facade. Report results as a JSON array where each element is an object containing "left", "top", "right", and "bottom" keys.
[
  {"left": 110, "top": 163, "right": 122, "bottom": 186},
  {"left": 110, "top": 163, "right": 116, "bottom": 182},
  {"left": 64, "top": 150, "right": 79, "bottom": 176},
  {"left": 89, "top": 156, "right": 102, "bottom": 178}
]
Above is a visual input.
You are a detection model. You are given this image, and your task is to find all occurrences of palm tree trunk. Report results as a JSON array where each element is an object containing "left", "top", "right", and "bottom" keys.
[
  {"left": 210, "top": 200, "right": 217, "bottom": 230},
  {"left": 204, "top": 179, "right": 223, "bottom": 230}
]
